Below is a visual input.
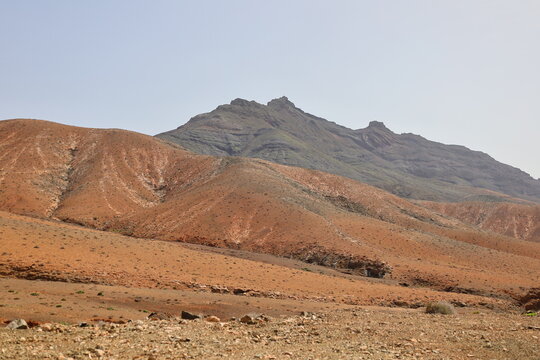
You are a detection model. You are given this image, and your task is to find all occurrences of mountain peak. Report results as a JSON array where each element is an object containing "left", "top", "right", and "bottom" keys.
[
  {"left": 367, "top": 121, "right": 389, "bottom": 130},
  {"left": 157, "top": 98, "right": 540, "bottom": 203},
  {"left": 267, "top": 96, "right": 296, "bottom": 109},
  {"left": 230, "top": 98, "right": 258, "bottom": 107}
]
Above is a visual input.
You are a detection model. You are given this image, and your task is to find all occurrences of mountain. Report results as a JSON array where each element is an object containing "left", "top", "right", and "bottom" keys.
[
  {"left": 1, "top": 119, "right": 539, "bottom": 299},
  {"left": 157, "top": 97, "right": 540, "bottom": 203}
]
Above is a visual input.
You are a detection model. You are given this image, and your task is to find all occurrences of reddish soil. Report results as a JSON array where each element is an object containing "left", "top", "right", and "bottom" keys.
[
  {"left": 0, "top": 119, "right": 539, "bottom": 359},
  {"left": 0, "top": 119, "right": 539, "bottom": 302},
  {"left": 421, "top": 200, "right": 540, "bottom": 242},
  {"left": 0, "top": 211, "right": 501, "bottom": 311}
]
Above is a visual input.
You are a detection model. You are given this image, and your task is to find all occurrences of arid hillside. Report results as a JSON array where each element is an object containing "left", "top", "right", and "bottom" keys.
[
  {"left": 420, "top": 201, "right": 540, "bottom": 242},
  {"left": 1, "top": 210, "right": 498, "bottom": 315},
  {"left": 1, "top": 119, "right": 539, "bottom": 300}
]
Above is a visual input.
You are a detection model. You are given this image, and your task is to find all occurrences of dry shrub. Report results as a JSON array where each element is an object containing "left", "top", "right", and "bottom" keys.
[{"left": 425, "top": 301, "right": 455, "bottom": 315}]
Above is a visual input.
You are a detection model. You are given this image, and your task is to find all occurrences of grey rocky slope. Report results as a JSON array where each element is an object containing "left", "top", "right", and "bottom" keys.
[{"left": 157, "top": 97, "right": 540, "bottom": 202}]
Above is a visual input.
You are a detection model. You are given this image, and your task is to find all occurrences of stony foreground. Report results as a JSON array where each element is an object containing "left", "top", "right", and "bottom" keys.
[{"left": 1, "top": 307, "right": 539, "bottom": 360}]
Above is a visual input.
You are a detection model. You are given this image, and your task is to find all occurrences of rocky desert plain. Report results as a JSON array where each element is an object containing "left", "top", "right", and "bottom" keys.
[{"left": 0, "top": 118, "right": 539, "bottom": 359}]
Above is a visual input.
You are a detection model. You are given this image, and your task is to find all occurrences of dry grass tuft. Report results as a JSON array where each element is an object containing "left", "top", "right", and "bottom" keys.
[{"left": 425, "top": 301, "right": 455, "bottom": 315}]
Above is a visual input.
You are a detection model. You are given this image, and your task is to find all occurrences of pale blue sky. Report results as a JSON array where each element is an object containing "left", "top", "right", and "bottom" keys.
[{"left": 1, "top": 1, "right": 539, "bottom": 178}]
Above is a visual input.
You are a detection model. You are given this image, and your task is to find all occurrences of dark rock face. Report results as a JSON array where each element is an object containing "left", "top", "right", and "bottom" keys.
[
  {"left": 157, "top": 97, "right": 540, "bottom": 202},
  {"left": 519, "top": 288, "right": 540, "bottom": 311},
  {"left": 181, "top": 311, "right": 201, "bottom": 320},
  {"left": 290, "top": 246, "right": 391, "bottom": 278}
]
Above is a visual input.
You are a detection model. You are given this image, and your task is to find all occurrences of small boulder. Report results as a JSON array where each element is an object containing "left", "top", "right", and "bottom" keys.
[
  {"left": 210, "top": 285, "right": 229, "bottom": 294},
  {"left": 232, "top": 288, "right": 250, "bottom": 295},
  {"left": 205, "top": 315, "right": 220, "bottom": 323},
  {"left": 240, "top": 314, "right": 258, "bottom": 324},
  {"left": 181, "top": 311, "right": 201, "bottom": 320},
  {"left": 40, "top": 323, "right": 53, "bottom": 332},
  {"left": 6, "top": 319, "right": 28, "bottom": 330},
  {"left": 91, "top": 348, "right": 105, "bottom": 357},
  {"left": 240, "top": 315, "right": 255, "bottom": 324},
  {"left": 147, "top": 312, "right": 173, "bottom": 320}
]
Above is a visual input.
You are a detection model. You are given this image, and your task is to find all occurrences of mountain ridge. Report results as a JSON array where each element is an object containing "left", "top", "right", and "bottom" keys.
[{"left": 157, "top": 97, "right": 540, "bottom": 203}]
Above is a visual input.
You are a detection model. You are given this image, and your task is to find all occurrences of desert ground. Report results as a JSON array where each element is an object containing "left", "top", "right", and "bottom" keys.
[
  {"left": 1, "top": 210, "right": 539, "bottom": 359},
  {"left": 1, "top": 299, "right": 539, "bottom": 360}
]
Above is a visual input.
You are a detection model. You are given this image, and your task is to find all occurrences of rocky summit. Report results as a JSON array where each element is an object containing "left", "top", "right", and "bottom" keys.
[{"left": 157, "top": 97, "right": 540, "bottom": 203}]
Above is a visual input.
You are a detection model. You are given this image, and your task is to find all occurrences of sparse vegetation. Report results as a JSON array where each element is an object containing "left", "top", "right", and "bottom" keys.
[{"left": 425, "top": 301, "right": 455, "bottom": 315}]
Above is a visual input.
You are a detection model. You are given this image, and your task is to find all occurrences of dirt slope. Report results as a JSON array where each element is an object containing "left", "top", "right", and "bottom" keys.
[
  {"left": 0, "top": 211, "right": 499, "bottom": 309},
  {"left": 421, "top": 201, "right": 540, "bottom": 242},
  {"left": 1, "top": 119, "right": 539, "bottom": 299}
]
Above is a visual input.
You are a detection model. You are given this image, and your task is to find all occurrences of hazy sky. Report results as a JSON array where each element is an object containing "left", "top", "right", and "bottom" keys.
[{"left": 1, "top": 1, "right": 539, "bottom": 178}]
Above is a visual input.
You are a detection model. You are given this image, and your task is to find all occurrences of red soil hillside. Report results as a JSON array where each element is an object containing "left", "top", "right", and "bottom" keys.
[
  {"left": 1, "top": 119, "right": 539, "bottom": 299},
  {"left": 421, "top": 201, "right": 540, "bottom": 242},
  {"left": 1, "top": 210, "right": 498, "bottom": 313}
]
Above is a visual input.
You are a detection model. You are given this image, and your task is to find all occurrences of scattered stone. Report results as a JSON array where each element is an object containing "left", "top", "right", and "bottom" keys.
[
  {"left": 6, "top": 319, "right": 28, "bottom": 330},
  {"left": 205, "top": 316, "right": 220, "bottom": 323},
  {"left": 240, "top": 315, "right": 257, "bottom": 324},
  {"left": 147, "top": 312, "right": 173, "bottom": 320},
  {"left": 240, "top": 314, "right": 262, "bottom": 324},
  {"left": 393, "top": 300, "right": 409, "bottom": 307},
  {"left": 91, "top": 348, "right": 105, "bottom": 357},
  {"left": 452, "top": 301, "right": 467, "bottom": 308},
  {"left": 181, "top": 311, "right": 201, "bottom": 320},
  {"left": 40, "top": 323, "right": 53, "bottom": 332},
  {"left": 0, "top": 304, "right": 535, "bottom": 359},
  {"left": 210, "top": 285, "right": 229, "bottom": 294},
  {"left": 232, "top": 288, "right": 250, "bottom": 295}
]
